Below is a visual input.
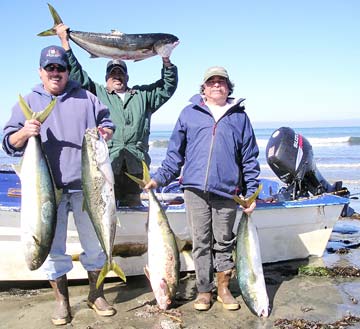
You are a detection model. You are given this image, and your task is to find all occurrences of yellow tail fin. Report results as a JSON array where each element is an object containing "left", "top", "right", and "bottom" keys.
[
  {"left": 125, "top": 160, "right": 150, "bottom": 188},
  {"left": 96, "top": 260, "right": 127, "bottom": 289},
  {"left": 233, "top": 184, "right": 263, "bottom": 208}
]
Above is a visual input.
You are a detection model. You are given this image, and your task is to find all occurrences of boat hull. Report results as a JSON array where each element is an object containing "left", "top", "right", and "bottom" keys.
[{"left": 0, "top": 194, "right": 347, "bottom": 281}]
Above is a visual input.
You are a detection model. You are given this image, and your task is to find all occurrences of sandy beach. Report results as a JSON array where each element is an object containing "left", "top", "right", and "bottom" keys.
[{"left": 1, "top": 219, "right": 359, "bottom": 329}]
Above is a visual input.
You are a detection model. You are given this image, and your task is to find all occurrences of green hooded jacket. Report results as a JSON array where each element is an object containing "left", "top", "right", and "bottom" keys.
[{"left": 65, "top": 49, "right": 178, "bottom": 175}]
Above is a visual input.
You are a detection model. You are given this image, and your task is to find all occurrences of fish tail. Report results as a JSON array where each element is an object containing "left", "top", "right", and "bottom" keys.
[
  {"left": 37, "top": 3, "right": 63, "bottom": 36},
  {"left": 124, "top": 160, "right": 150, "bottom": 188},
  {"left": 233, "top": 184, "right": 263, "bottom": 208},
  {"left": 96, "top": 260, "right": 126, "bottom": 289},
  {"left": 18, "top": 95, "right": 56, "bottom": 123}
]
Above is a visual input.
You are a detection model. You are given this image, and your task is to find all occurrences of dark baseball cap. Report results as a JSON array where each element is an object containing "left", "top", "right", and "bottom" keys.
[
  {"left": 106, "top": 60, "right": 127, "bottom": 79},
  {"left": 40, "top": 45, "right": 69, "bottom": 69}
]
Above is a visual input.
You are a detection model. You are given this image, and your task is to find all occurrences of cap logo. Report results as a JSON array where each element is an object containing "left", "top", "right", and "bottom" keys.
[{"left": 47, "top": 48, "right": 62, "bottom": 58}]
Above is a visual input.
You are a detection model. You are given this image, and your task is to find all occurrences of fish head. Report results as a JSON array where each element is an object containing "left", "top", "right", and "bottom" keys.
[
  {"left": 154, "top": 35, "right": 179, "bottom": 58},
  {"left": 154, "top": 278, "right": 172, "bottom": 310}
]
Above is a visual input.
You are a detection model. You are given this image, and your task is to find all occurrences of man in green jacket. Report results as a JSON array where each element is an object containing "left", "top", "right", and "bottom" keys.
[{"left": 56, "top": 23, "right": 178, "bottom": 206}]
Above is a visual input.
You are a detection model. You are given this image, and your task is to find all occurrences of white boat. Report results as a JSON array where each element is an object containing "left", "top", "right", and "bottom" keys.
[{"left": 0, "top": 170, "right": 349, "bottom": 281}]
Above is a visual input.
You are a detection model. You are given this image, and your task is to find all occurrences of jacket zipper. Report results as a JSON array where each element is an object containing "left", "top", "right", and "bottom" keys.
[{"left": 203, "top": 123, "right": 217, "bottom": 191}]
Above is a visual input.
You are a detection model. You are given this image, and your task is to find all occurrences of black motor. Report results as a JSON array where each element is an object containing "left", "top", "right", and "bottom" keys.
[{"left": 266, "top": 127, "right": 343, "bottom": 199}]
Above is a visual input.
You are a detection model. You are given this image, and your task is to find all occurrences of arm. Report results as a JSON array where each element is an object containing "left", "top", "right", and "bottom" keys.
[
  {"left": 56, "top": 24, "right": 97, "bottom": 95},
  {"left": 151, "top": 117, "right": 186, "bottom": 187},
  {"left": 139, "top": 60, "right": 178, "bottom": 114},
  {"left": 240, "top": 115, "right": 261, "bottom": 214}
]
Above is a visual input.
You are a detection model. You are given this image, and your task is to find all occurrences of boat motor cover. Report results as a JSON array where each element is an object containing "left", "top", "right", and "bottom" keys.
[{"left": 266, "top": 127, "right": 343, "bottom": 197}]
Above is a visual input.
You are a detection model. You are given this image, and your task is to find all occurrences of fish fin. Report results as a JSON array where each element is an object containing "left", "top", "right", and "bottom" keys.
[
  {"left": 18, "top": 95, "right": 56, "bottom": 123},
  {"left": 54, "top": 188, "right": 63, "bottom": 207},
  {"left": 124, "top": 160, "right": 151, "bottom": 188},
  {"left": 233, "top": 184, "right": 263, "bottom": 208},
  {"left": 96, "top": 262, "right": 109, "bottom": 289},
  {"left": 174, "top": 235, "right": 186, "bottom": 252},
  {"left": 144, "top": 265, "right": 150, "bottom": 280},
  {"left": 12, "top": 163, "right": 21, "bottom": 176},
  {"left": 110, "top": 260, "right": 127, "bottom": 282},
  {"left": 96, "top": 260, "right": 127, "bottom": 288},
  {"left": 37, "top": 3, "right": 63, "bottom": 36}
]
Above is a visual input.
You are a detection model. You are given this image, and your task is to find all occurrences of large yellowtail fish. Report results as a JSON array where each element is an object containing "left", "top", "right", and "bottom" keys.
[
  {"left": 38, "top": 3, "right": 179, "bottom": 61},
  {"left": 81, "top": 127, "right": 126, "bottom": 288},
  {"left": 234, "top": 185, "right": 270, "bottom": 317},
  {"left": 13, "top": 95, "right": 57, "bottom": 270},
  {"left": 126, "top": 162, "right": 179, "bottom": 310}
]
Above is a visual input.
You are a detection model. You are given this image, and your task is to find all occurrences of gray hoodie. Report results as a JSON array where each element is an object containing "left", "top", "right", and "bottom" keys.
[{"left": 2, "top": 80, "right": 115, "bottom": 190}]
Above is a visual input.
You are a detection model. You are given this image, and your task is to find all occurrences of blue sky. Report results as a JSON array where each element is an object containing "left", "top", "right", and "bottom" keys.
[{"left": 1, "top": 0, "right": 359, "bottom": 129}]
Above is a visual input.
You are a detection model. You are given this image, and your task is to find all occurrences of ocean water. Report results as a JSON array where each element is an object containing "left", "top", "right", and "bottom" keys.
[
  {"left": 148, "top": 126, "right": 360, "bottom": 214},
  {"left": 1, "top": 126, "right": 360, "bottom": 212}
]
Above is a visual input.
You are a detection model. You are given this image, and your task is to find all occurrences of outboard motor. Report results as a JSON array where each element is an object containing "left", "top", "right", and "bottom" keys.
[{"left": 266, "top": 127, "right": 343, "bottom": 199}]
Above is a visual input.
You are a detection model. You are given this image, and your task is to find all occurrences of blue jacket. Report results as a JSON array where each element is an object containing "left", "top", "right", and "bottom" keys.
[
  {"left": 2, "top": 80, "right": 115, "bottom": 190},
  {"left": 153, "top": 94, "right": 260, "bottom": 198}
]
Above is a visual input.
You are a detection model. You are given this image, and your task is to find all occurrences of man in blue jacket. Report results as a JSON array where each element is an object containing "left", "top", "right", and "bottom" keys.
[
  {"left": 2, "top": 45, "right": 116, "bottom": 325},
  {"left": 145, "top": 66, "right": 260, "bottom": 311}
]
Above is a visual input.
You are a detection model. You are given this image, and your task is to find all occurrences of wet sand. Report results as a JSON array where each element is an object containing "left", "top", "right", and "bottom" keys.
[
  {"left": 1, "top": 258, "right": 359, "bottom": 329},
  {"left": 1, "top": 219, "right": 360, "bottom": 329}
]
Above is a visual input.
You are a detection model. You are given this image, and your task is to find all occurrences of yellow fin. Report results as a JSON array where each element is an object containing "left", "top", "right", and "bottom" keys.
[
  {"left": 18, "top": 94, "right": 56, "bottom": 123},
  {"left": 233, "top": 184, "right": 263, "bottom": 208},
  {"left": 37, "top": 3, "right": 63, "bottom": 36},
  {"left": 96, "top": 260, "right": 126, "bottom": 289},
  {"left": 125, "top": 160, "right": 150, "bottom": 188}
]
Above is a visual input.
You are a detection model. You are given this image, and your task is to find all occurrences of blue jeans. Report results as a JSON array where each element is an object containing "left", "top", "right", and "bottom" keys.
[
  {"left": 42, "top": 192, "right": 106, "bottom": 280},
  {"left": 184, "top": 188, "right": 237, "bottom": 293}
]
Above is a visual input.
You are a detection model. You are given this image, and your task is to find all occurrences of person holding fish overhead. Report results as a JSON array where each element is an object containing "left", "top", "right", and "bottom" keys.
[
  {"left": 145, "top": 66, "right": 260, "bottom": 311},
  {"left": 55, "top": 22, "right": 178, "bottom": 207},
  {"left": 2, "top": 45, "right": 117, "bottom": 325}
]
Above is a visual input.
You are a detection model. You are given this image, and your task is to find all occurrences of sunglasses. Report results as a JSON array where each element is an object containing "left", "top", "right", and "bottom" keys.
[{"left": 44, "top": 64, "right": 67, "bottom": 73}]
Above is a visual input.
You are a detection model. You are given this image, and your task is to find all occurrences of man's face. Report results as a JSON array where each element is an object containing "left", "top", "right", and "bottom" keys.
[
  {"left": 39, "top": 64, "right": 69, "bottom": 96},
  {"left": 106, "top": 67, "right": 128, "bottom": 93},
  {"left": 203, "top": 76, "right": 229, "bottom": 105}
]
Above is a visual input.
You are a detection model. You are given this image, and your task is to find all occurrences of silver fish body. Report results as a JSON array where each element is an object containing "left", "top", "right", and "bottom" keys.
[
  {"left": 146, "top": 189, "right": 180, "bottom": 310},
  {"left": 81, "top": 127, "right": 125, "bottom": 286},
  {"left": 39, "top": 4, "right": 179, "bottom": 61},
  {"left": 236, "top": 212, "right": 269, "bottom": 317},
  {"left": 14, "top": 97, "right": 57, "bottom": 271},
  {"left": 69, "top": 30, "right": 179, "bottom": 61}
]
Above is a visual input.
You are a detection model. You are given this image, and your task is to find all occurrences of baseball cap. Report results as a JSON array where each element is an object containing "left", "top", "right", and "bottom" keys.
[
  {"left": 40, "top": 45, "right": 69, "bottom": 69},
  {"left": 203, "top": 66, "right": 229, "bottom": 83},
  {"left": 105, "top": 59, "right": 127, "bottom": 80}
]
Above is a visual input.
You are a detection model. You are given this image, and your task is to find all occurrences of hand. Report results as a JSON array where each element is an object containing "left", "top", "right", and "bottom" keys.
[
  {"left": 144, "top": 179, "right": 158, "bottom": 191},
  {"left": 24, "top": 119, "right": 41, "bottom": 137},
  {"left": 156, "top": 41, "right": 179, "bottom": 58},
  {"left": 98, "top": 127, "right": 113, "bottom": 142},
  {"left": 55, "top": 23, "right": 71, "bottom": 50},
  {"left": 242, "top": 200, "right": 256, "bottom": 215}
]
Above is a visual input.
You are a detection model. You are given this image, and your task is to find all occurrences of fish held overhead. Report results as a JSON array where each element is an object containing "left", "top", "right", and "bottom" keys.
[{"left": 38, "top": 3, "right": 179, "bottom": 61}]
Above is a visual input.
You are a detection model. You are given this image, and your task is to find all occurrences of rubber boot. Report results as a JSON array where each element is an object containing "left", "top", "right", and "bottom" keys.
[
  {"left": 216, "top": 270, "right": 240, "bottom": 310},
  {"left": 49, "top": 274, "right": 71, "bottom": 325},
  {"left": 193, "top": 292, "right": 212, "bottom": 311},
  {"left": 87, "top": 271, "right": 116, "bottom": 316}
]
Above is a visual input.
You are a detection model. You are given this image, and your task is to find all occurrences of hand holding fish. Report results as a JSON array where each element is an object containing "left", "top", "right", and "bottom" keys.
[
  {"left": 243, "top": 200, "right": 256, "bottom": 215},
  {"left": 144, "top": 179, "right": 158, "bottom": 191},
  {"left": 9, "top": 119, "right": 41, "bottom": 149},
  {"left": 156, "top": 41, "right": 179, "bottom": 59},
  {"left": 55, "top": 23, "right": 70, "bottom": 51},
  {"left": 97, "top": 126, "right": 113, "bottom": 142}
]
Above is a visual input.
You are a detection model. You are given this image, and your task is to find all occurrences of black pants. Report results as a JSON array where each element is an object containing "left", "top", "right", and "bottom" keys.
[{"left": 114, "top": 169, "right": 142, "bottom": 207}]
